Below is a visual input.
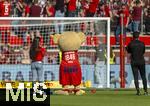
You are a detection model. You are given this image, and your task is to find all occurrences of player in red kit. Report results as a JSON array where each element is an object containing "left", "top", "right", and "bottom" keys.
[{"left": 0, "top": 0, "right": 11, "bottom": 17}]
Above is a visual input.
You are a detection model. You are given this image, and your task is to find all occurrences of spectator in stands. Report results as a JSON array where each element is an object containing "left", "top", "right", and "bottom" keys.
[
  {"left": 0, "top": 46, "right": 7, "bottom": 64},
  {"left": 78, "top": 2, "right": 88, "bottom": 32},
  {"left": 16, "top": 0, "right": 24, "bottom": 17},
  {"left": 24, "top": 0, "right": 32, "bottom": 4},
  {"left": 30, "top": 0, "right": 41, "bottom": 17},
  {"left": 38, "top": 0, "right": 47, "bottom": 17},
  {"left": 111, "top": 0, "right": 121, "bottom": 17},
  {"left": 23, "top": 2, "right": 30, "bottom": 17},
  {"left": 66, "top": 0, "right": 76, "bottom": 17},
  {"left": 1, "top": 45, "right": 10, "bottom": 64},
  {"left": 144, "top": 5, "right": 150, "bottom": 34},
  {"left": 79, "top": 0, "right": 89, "bottom": 17},
  {"left": 0, "top": 0, "right": 11, "bottom": 17},
  {"left": 38, "top": 0, "right": 47, "bottom": 7},
  {"left": 79, "top": 8, "right": 86, "bottom": 17},
  {"left": 86, "top": 0, "right": 99, "bottom": 17},
  {"left": 97, "top": 2, "right": 112, "bottom": 17},
  {"left": 114, "top": 3, "right": 129, "bottom": 45},
  {"left": 129, "top": 0, "right": 144, "bottom": 32},
  {"left": 55, "top": 0, "right": 65, "bottom": 17},
  {"left": 55, "top": 0, "right": 64, "bottom": 34},
  {"left": 45, "top": 0, "right": 55, "bottom": 17}
]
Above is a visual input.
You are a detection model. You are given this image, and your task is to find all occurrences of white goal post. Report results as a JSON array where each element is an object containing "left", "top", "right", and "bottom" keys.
[{"left": 0, "top": 17, "right": 110, "bottom": 88}]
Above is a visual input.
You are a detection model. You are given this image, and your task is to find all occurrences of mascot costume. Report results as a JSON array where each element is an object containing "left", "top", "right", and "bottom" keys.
[{"left": 51, "top": 31, "right": 86, "bottom": 95}]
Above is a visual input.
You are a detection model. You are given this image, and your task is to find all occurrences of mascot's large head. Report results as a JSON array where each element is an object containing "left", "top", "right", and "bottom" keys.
[{"left": 51, "top": 31, "right": 86, "bottom": 51}]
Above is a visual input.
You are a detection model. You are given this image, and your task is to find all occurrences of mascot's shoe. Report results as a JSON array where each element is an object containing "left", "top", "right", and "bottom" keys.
[
  {"left": 54, "top": 90, "right": 69, "bottom": 95},
  {"left": 75, "top": 90, "right": 86, "bottom": 95}
]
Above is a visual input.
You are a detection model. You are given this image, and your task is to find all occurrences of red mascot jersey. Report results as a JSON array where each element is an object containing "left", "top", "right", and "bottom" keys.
[{"left": 60, "top": 51, "right": 81, "bottom": 86}]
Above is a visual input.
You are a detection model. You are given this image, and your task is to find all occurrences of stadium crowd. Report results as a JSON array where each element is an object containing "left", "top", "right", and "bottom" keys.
[
  {"left": 0, "top": 0, "right": 149, "bottom": 34},
  {"left": 0, "top": 0, "right": 148, "bottom": 17}
]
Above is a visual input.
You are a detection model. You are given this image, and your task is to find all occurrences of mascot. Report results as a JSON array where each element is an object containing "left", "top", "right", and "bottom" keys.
[{"left": 51, "top": 31, "right": 86, "bottom": 95}]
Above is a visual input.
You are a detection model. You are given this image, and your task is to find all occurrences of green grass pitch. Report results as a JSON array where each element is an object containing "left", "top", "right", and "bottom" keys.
[{"left": 50, "top": 89, "right": 150, "bottom": 106}]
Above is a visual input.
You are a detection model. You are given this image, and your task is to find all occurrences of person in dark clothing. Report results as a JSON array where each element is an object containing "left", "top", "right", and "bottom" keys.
[
  {"left": 144, "top": 5, "right": 150, "bottom": 34},
  {"left": 55, "top": 0, "right": 65, "bottom": 17},
  {"left": 126, "top": 32, "right": 148, "bottom": 96},
  {"left": 55, "top": 0, "right": 65, "bottom": 34},
  {"left": 30, "top": 0, "right": 41, "bottom": 17}
]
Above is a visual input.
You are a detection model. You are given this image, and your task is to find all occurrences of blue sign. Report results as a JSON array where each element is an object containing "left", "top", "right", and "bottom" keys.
[{"left": 0, "top": 64, "right": 150, "bottom": 88}]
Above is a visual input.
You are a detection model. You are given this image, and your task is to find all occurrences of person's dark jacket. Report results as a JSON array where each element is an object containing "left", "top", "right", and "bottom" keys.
[
  {"left": 55, "top": 0, "right": 64, "bottom": 13},
  {"left": 29, "top": 37, "right": 40, "bottom": 60},
  {"left": 126, "top": 39, "right": 145, "bottom": 65}
]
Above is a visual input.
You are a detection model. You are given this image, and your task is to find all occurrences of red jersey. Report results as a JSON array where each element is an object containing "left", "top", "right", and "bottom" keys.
[
  {"left": 25, "top": 5, "right": 30, "bottom": 17},
  {"left": 34, "top": 47, "right": 46, "bottom": 61},
  {"left": 47, "top": 6, "right": 55, "bottom": 17},
  {"left": 68, "top": 0, "right": 76, "bottom": 11},
  {"left": 104, "top": 5, "right": 110, "bottom": 17},
  {"left": 60, "top": 51, "right": 82, "bottom": 86},
  {"left": 132, "top": 6, "right": 142, "bottom": 21},
  {"left": 0, "top": 1, "right": 11, "bottom": 16},
  {"left": 80, "top": 0, "right": 89, "bottom": 10},
  {"left": 88, "top": 0, "right": 99, "bottom": 13},
  {"left": 118, "top": 9, "right": 129, "bottom": 26},
  {"left": 80, "top": 0, "right": 89, "bottom": 15},
  {"left": 62, "top": 51, "right": 79, "bottom": 64},
  {"left": 98, "top": 5, "right": 110, "bottom": 17}
]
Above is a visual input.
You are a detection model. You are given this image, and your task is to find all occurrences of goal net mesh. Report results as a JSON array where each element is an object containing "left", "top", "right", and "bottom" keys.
[{"left": 0, "top": 18, "right": 110, "bottom": 88}]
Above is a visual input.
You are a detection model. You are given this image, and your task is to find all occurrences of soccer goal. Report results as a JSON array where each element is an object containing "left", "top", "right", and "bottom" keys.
[{"left": 0, "top": 17, "right": 110, "bottom": 88}]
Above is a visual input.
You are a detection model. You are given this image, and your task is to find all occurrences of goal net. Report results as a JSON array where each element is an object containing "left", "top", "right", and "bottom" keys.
[{"left": 0, "top": 18, "right": 110, "bottom": 88}]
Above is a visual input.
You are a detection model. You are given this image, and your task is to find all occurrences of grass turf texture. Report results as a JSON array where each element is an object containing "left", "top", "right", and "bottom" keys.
[{"left": 50, "top": 89, "right": 150, "bottom": 106}]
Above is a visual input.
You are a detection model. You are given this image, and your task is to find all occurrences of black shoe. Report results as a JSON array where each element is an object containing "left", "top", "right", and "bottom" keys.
[
  {"left": 136, "top": 92, "right": 141, "bottom": 96},
  {"left": 144, "top": 92, "right": 148, "bottom": 96},
  {"left": 50, "top": 90, "right": 53, "bottom": 95}
]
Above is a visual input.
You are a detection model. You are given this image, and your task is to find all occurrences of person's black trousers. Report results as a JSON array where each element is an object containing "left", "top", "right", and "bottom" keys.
[{"left": 131, "top": 64, "right": 147, "bottom": 92}]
